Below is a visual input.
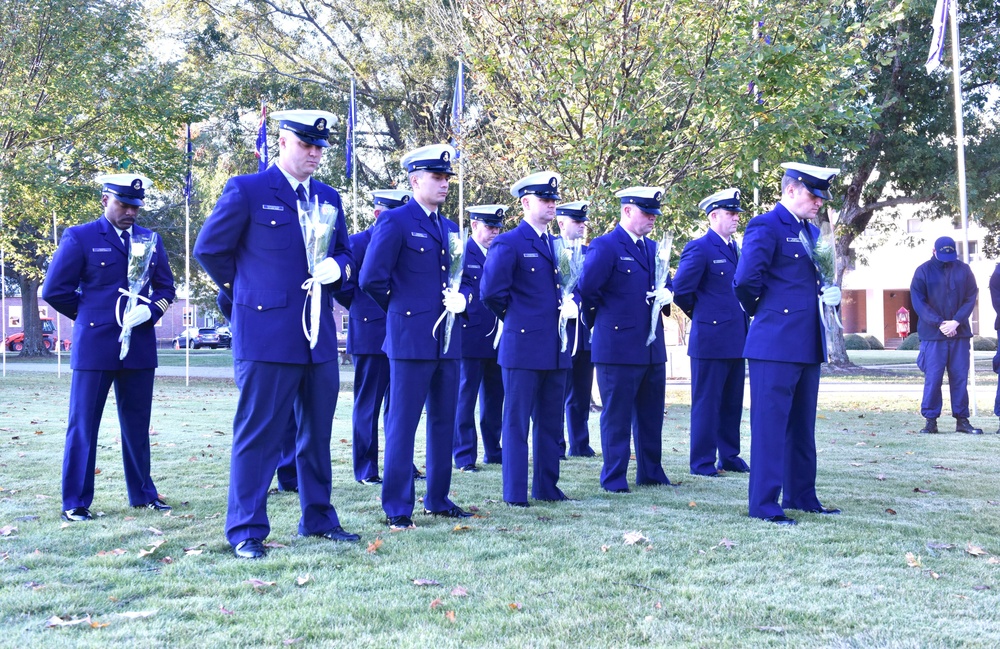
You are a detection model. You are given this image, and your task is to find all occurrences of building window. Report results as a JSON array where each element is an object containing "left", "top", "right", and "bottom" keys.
[
  {"left": 182, "top": 307, "right": 193, "bottom": 327},
  {"left": 341, "top": 314, "right": 349, "bottom": 334},
  {"left": 906, "top": 219, "right": 923, "bottom": 233}
]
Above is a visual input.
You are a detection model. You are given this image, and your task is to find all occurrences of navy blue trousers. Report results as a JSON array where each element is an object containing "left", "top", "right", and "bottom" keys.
[
  {"left": 562, "top": 349, "right": 595, "bottom": 456},
  {"left": 595, "top": 363, "right": 669, "bottom": 492},
  {"left": 62, "top": 368, "right": 159, "bottom": 509},
  {"left": 500, "top": 367, "right": 567, "bottom": 503},
  {"left": 227, "top": 360, "right": 341, "bottom": 545},
  {"left": 689, "top": 357, "right": 746, "bottom": 475},
  {"left": 454, "top": 357, "right": 504, "bottom": 467},
  {"left": 352, "top": 353, "right": 390, "bottom": 481},
  {"left": 747, "top": 359, "right": 822, "bottom": 519},
  {"left": 381, "top": 359, "right": 458, "bottom": 518},
  {"left": 918, "top": 338, "right": 971, "bottom": 419}
]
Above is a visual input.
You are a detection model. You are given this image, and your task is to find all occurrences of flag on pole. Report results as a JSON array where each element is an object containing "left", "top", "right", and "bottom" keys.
[
  {"left": 346, "top": 79, "right": 356, "bottom": 179},
  {"left": 451, "top": 59, "right": 465, "bottom": 158},
  {"left": 925, "top": 0, "right": 950, "bottom": 73},
  {"left": 184, "top": 124, "right": 193, "bottom": 198},
  {"left": 255, "top": 103, "right": 268, "bottom": 172}
]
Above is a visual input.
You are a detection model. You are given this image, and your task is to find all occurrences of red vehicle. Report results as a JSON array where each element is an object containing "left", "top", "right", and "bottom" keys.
[{"left": 5, "top": 317, "right": 71, "bottom": 352}]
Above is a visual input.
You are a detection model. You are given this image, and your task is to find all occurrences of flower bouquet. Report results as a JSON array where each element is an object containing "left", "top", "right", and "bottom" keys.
[
  {"left": 797, "top": 230, "right": 843, "bottom": 331},
  {"left": 117, "top": 234, "right": 158, "bottom": 360},
  {"left": 298, "top": 196, "right": 337, "bottom": 349},
  {"left": 554, "top": 237, "right": 585, "bottom": 354},
  {"left": 646, "top": 234, "right": 673, "bottom": 346},
  {"left": 433, "top": 229, "right": 465, "bottom": 354}
]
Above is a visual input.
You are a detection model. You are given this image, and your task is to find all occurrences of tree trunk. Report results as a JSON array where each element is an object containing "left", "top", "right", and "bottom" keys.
[{"left": 17, "top": 276, "right": 51, "bottom": 357}]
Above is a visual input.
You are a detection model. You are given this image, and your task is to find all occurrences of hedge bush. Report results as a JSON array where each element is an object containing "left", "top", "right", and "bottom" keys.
[
  {"left": 844, "top": 334, "right": 871, "bottom": 350},
  {"left": 897, "top": 333, "right": 921, "bottom": 350},
  {"left": 864, "top": 335, "right": 884, "bottom": 350},
  {"left": 973, "top": 336, "right": 998, "bottom": 351}
]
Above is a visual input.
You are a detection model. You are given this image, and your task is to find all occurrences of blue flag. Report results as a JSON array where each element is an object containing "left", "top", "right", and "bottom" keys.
[
  {"left": 451, "top": 59, "right": 464, "bottom": 158},
  {"left": 346, "top": 79, "right": 356, "bottom": 179},
  {"left": 255, "top": 103, "right": 268, "bottom": 172},
  {"left": 925, "top": 0, "right": 950, "bottom": 73},
  {"left": 184, "top": 123, "right": 193, "bottom": 198}
]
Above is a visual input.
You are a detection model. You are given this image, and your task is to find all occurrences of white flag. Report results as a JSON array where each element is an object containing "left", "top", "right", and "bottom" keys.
[{"left": 925, "top": 0, "right": 950, "bottom": 73}]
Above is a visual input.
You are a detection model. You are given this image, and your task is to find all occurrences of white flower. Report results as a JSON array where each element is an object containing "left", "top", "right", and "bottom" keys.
[
  {"left": 130, "top": 242, "right": 147, "bottom": 257},
  {"left": 313, "top": 223, "right": 329, "bottom": 238}
]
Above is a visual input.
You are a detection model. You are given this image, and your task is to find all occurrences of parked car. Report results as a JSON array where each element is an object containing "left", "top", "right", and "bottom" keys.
[
  {"left": 216, "top": 326, "right": 232, "bottom": 349},
  {"left": 173, "top": 327, "right": 221, "bottom": 349}
]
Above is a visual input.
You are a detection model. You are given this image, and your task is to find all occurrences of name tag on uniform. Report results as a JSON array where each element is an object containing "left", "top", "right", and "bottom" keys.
[
  {"left": 523, "top": 252, "right": 539, "bottom": 258},
  {"left": 467, "top": 263, "right": 481, "bottom": 269},
  {"left": 93, "top": 247, "right": 112, "bottom": 252},
  {"left": 262, "top": 204, "right": 284, "bottom": 211},
  {"left": 619, "top": 256, "right": 635, "bottom": 261},
  {"left": 712, "top": 259, "right": 726, "bottom": 264},
  {"left": 410, "top": 232, "right": 428, "bottom": 238},
  {"left": 786, "top": 237, "right": 801, "bottom": 242}
]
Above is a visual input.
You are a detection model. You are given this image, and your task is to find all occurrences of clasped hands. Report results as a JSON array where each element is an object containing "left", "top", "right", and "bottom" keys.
[
  {"left": 645, "top": 287, "right": 673, "bottom": 304},
  {"left": 939, "top": 320, "right": 959, "bottom": 338}
]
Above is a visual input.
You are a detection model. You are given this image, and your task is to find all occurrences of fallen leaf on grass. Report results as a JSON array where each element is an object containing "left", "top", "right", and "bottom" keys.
[
  {"left": 966, "top": 544, "right": 989, "bottom": 557},
  {"left": 160, "top": 556, "right": 174, "bottom": 564},
  {"left": 430, "top": 598, "right": 443, "bottom": 610},
  {"left": 688, "top": 502, "right": 696, "bottom": 508},
  {"left": 245, "top": 579, "right": 277, "bottom": 592},
  {"left": 263, "top": 542, "right": 287, "bottom": 549},
  {"left": 906, "top": 552, "right": 923, "bottom": 568},
  {"left": 60, "top": 522, "right": 71, "bottom": 529},
  {"left": 885, "top": 509, "right": 897, "bottom": 515},
  {"left": 623, "top": 531, "right": 648, "bottom": 545},
  {"left": 413, "top": 578, "right": 440, "bottom": 586},
  {"left": 927, "top": 542, "right": 955, "bottom": 550},
  {"left": 0, "top": 525, "right": 17, "bottom": 537},
  {"left": 654, "top": 602, "right": 662, "bottom": 609},
  {"left": 90, "top": 620, "right": 110, "bottom": 628},
  {"left": 138, "top": 540, "right": 167, "bottom": 557},
  {"left": 183, "top": 543, "right": 206, "bottom": 553},
  {"left": 97, "top": 548, "right": 127, "bottom": 557},
  {"left": 445, "top": 610, "right": 456, "bottom": 623},
  {"left": 601, "top": 545, "right": 610, "bottom": 552},
  {"left": 988, "top": 557, "right": 1000, "bottom": 565},
  {"left": 509, "top": 602, "right": 523, "bottom": 610},
  {"left": 928, "top": 571, "right": 941, "bottom": 579},
  {"left": 283, "top": 639, "right": 303, "bottom": 646},
  {"left": 367, "top": 538, "right": 383, "bottom": 554},
  {"left": 876, "top": 474, "right": 886, "bottom": 481},
  {"left": 220, "top": 605, "right": 234, "bottom": 615},
  {"left": 452, "top": 525, "right": 471, "bottom": 532},
  {"left": 914, "top": 488, "right": 932, "bottom": 494},
  {"left": 120, "top": 610, "right": 156, "bottom": 619},
  {"left": 296, "top": 574, "right": 311, "bottom": 586},
  {"left": 45, "top": 615, "right": 92, "bottom": 628},
  {"left": 718, "top": 538, "right": 736, "bottom": 550},
  {"left": 757, "top": 626, "right": 784, "bottom": 633},
  {"left": 849, "top": 463, "right": 863, "bottom": 467},
  {"left": 451, "top": 586, "right": 468, "bottom": 597},
  {"left": 932, "top": 465, "right": 954, "bottom": 471},
  {"left": 973, "top": 585, "right": 992, "bottom": 591},
  {"left": 147, "top": 527, "right": 163, "bottom": 536}
]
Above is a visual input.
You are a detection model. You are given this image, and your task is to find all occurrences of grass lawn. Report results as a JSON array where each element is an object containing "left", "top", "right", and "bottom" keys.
[{"left": 3, "top": 371, "right": 1000, "bottom": 647}]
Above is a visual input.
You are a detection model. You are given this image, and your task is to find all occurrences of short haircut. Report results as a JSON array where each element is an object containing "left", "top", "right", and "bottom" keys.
[{"left": 781, "top": 176, "right": 805, "bottom": 193}]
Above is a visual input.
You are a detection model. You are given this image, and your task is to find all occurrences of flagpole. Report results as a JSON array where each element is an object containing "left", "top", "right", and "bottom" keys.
[
  {"left": 349, "top": 79, "right": 358, "bottom": 234},
  {"left": 945, "top": 0, "right": 975, "bottom": 415},
  {"left": 52, "top": 209, "right": 62, "bottom": 377},
  {"left": 185, "top": 124, "right": 192, "bottom": 386},
  {"left": 1, "top": 196, "right": 6, "bottom": 378}
]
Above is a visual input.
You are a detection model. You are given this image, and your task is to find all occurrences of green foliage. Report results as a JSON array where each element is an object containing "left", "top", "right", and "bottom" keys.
[
  {"left": 972, "top": 335, "right": 997, "bottom": 351},
  {"left": 897, "top": 332, "right": 921, "bottom": 350},
  {"left": 864, "top": 335, "right": 885, "bottom": 351},
  {"left": 843, "top": 333, "right": 871, "bottom": 350}
]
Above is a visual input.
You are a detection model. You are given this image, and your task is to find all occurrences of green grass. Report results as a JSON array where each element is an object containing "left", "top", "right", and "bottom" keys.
[{"left": 3, "top": 372, "right": 1000, "bottom": 647}]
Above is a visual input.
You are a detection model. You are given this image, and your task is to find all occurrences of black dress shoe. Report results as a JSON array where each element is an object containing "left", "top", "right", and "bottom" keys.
[
  {"left": 61, "top": 506, "right": 93, "bottom": 522},
  {"left": 386, "top": 515, "right": 415, "bottom": 530},
  {"left": 358, "top": 476, "right": 382, "bottom": 485},
  {"left": 311, "top": 526, "right": 361, "bottom": 542},
  {"left": 136, "top": 498, "right": 171, "bottom": 511},
  {"left": 277, "top": 486, "right": 299, "bottom": 493},
  {"left": 804, "top": 507, "right": 841, "bottom": 515},
  {"left": 762, "top": 515, "right": 797, "bottom": 525},
  {"left": 458, "top": 464, "right": 479, "bottom": 473},
  {"left": 412, "top": 469, "right": 426, "bottom": 481},
  {"left": 607, "top": 488, "right": 631, "bottom": 494},
  {"left": 576, "top": 448, "right": 596, "bottom": 457},
  {"left": 505, "top": 501, "right": 530, "bottom": 508},
  {"left": 423, "top": 505, "right": 473, "bottom": 518},
  {"left": 919, "top": 418, "right": 939, "bottom": 434},
  {"left": 719, "top": 460, "right": 750, "bottom": 473},
  {"left": 956, "top": 418, "right": 983, "bottom": 435},
  {"left": 234, "top": 538, "right": 267, "bottom": 559}
]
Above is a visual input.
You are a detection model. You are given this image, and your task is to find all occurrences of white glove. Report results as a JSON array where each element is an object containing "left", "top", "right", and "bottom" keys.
[
  {"left": 313, "top": 257, "right": 342, "bottom": 285},
  {"left": 645, "top": 287, "right": 674, "bottom": 304},
  {"left": 122, "top": 305, "right": 151, "bottom": 328},
  {"left": 559, "top": 299, "right": 579, "bottom": 320},
  {"left": 493, "top": 319, "right": 503, "bottom": 349},
  {"left": 443, "top": 289, "right": 467, "bottom": 314},
  {"left": 821, "top": 285, "right": 841, "bottom": 307}
]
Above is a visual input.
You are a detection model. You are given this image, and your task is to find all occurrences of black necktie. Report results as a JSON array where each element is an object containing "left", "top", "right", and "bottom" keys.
[
  {"left": 636, "top": 237, "right": 645, "bottom": 254},
  {"left": 541, "top": 232, "right": 553, "bottom": 259},
  {"left": 800, "top": 220, "right": 814, "bottom": 248},
  {"left": 121, "top": 229, "right": 130, "bottom": 253},
  {"left": 296, "top": 183, "right": 308, "bottom": 204},
  {"left": 729, "top": 240, "right": 738, "bottom": 258},
  {"left": 430, "top": 211, "right": 445, "bottom": 243}
]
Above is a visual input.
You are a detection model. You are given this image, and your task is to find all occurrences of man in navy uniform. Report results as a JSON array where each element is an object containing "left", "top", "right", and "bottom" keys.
[
  {"left": 672, "top": 188, "right": 750, "bottom": 476},
  {"left": 554, "top": 201, "right": 596, "bottom": 458},
  {"left": 482, "top": 171, "right": 574, "bottom": 506},
  {"left": 195, "top": 109, "right": 360, "bottom": 558},
  {"left": 360, "top": 143, "right": 473, "bottom": 530},
  {"left": 579, "top": 187, "right": 673, "bottom": 493},
  {"left": 733, "top": 162, "right": 843, "bottom": 525},
  {"left": 336, "top": 189, "right": 413, "bottom": 484},
  {"left": 43, "top": 173, "right": 175, "bottom": 522},
  {"left": 454, "top": 204, "right": 506, "bottom": 472},
  {"left": 911, "top": 236, "right": 982, "bottom": 435}
]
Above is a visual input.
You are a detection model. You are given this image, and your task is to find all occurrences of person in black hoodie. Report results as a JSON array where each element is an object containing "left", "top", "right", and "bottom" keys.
[{"left": 910, "top": 236, "right": 982, "bottom": 434}]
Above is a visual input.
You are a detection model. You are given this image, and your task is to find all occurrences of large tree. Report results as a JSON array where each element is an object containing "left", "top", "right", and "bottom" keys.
[{"left": 0, "top": 0, "right": 192, "bottom": 356}]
